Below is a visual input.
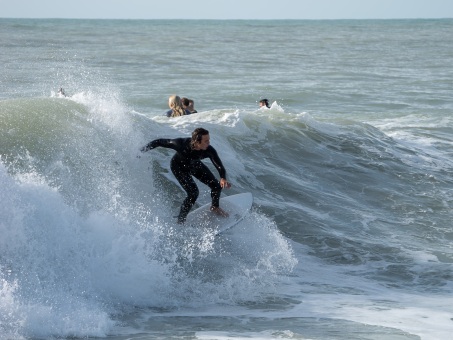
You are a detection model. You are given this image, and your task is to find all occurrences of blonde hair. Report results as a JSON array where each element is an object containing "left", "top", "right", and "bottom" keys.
[{"left": 168, "top": 95, "right": 185, "bottom": 117}]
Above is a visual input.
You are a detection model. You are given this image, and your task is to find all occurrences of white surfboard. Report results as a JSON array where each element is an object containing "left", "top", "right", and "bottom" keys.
[{"left": 185, "top": 192, "right": 253, "bottom": 235}]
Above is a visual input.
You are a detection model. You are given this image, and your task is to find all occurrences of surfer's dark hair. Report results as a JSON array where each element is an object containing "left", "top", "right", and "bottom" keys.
[
  {"left": 191, "top": 127, "right": 209, "bottom": 148},
  {"left": 259, "top": 98, "right": 270, "bottom": 108}
]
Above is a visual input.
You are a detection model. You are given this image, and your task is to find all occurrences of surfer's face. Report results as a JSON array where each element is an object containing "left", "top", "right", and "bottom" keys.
[{"left": 195, "top": 134, "right": 210, "bottom": 150}]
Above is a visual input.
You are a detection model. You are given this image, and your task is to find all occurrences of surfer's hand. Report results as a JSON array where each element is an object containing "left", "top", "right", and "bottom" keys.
[
  {"left": 140, "top": 146, "right": 148, "bottom": 152},
  {"left": 220, "top": 178, "right": 231, "bottom": 189}
]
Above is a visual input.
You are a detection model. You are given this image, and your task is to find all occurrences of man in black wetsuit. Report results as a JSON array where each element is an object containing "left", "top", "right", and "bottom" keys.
[{"left": 141, "top": 127, "right": 231, "bottom": 224}]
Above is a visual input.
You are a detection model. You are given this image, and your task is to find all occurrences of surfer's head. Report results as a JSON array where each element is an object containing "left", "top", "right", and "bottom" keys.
[
  {"left": 191, "top": 127, "right": 210, "bottom": 150},
  {"left": 181, "top": 97, "right": 190, "bottom": 108},
  {"left": 259, "top": 98, "right": 270, "bottom": 108}
]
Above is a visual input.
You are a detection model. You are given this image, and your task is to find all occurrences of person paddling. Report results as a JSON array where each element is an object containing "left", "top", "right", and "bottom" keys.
[
  {"left": 259, "top": 98, "right": 270, "bottom": 108},
  {"left": 141, "top": 127, "right": 231, "bottom": 224},
  {"left": 165, "top": 95, "right": 192, "bottom": 117}
]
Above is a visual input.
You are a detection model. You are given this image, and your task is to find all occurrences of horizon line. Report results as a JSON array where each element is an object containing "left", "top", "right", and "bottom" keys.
[{"left": 1, "top": 17, "right": 452, "bottom": 21}]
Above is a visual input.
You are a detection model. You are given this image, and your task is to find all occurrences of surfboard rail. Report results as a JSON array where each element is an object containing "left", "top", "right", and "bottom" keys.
[{"left": 185, "top": 192, "right": 253, "bottom": 235}]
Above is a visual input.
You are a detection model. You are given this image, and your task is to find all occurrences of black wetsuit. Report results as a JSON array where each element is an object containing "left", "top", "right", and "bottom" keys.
[
  {"left": 165, "top": 109, "right": 192, "bottom": 117},
  {"left": 142, "top": 138, "right": 226, "bottom": 223}
]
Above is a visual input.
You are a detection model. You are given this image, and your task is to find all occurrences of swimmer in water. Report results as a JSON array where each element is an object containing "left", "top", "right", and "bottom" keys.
[
  {"left": 165, "top": 95, "right": 192, "bottom": 117},
  {"left": 58, "top": 87, "right": 66, "bottom": 97},
  {"left": 259, "top": 98, "right": 270, "bottom": 108},
  {"left": 187, "top": 99, "right": 197, "bottom": 113}
]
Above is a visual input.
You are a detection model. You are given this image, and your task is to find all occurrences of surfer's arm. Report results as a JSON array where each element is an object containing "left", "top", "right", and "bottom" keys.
[
  {"left": 140, "top": 139, "right": 162, "bottom": 152},
  {"left": 140, "top": 138, "right": 182, "bottom": 152},
  {"left": 207, "top": 146, "right": 231, "bottom": 188}
]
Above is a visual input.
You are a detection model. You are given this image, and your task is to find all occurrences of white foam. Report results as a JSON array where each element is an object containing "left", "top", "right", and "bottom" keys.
[
  {"left": 0, "top": 154, "right": 299, "bottom": 338},
  {"left": 278, "top": 243, "right": 453, "bottom": 340}
]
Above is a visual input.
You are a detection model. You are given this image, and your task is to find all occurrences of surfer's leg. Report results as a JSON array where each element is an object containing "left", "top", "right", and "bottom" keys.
[
  {"left": 192, "top": 162, "right": 222, "bottom": 208},
  {"left": 171, "top": 163, "right": 199, "bottom": 223}
]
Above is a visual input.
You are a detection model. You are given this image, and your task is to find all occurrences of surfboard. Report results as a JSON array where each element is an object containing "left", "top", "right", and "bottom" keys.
[{"left": 185, "top": 192, "right": 253, "bottom": 235}]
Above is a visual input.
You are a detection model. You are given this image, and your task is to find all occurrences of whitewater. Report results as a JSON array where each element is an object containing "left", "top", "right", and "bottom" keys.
[{"left": 1, "top": 19, "right": 453, "bottom": 340}]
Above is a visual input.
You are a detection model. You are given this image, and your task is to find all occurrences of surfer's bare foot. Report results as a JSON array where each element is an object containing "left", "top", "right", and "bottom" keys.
[{"left": 210, "top": 206, "right": 229, "bottom": 218}]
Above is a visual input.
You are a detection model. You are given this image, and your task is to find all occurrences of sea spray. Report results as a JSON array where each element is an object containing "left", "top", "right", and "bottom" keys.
[{"left": 0, "top": 94, "right": 298, "bottom": 338}]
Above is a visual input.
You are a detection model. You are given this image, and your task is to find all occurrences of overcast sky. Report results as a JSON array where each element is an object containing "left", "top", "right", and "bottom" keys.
[{"left": 1, "top": 0, "right": 452, "bottom": 20}]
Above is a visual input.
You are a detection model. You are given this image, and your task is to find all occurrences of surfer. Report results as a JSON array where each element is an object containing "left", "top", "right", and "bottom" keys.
[
  {"left": 259, "top": 98, "right": 270, "bottom": 108},
  {"left": 58, "top": 87, "right": 67, "bottom": 97},
  {"left": 140, "top": 127, "right": 232, "bottom": 224},
  {"left": 181, "top": 97, "right": 190, "bottom": 110},
  {"left": 187, "top": 99, "right": 197, "bottom": 113},
  {"left": 166, "top": 95, "right": 192, "bottom": 117},
  {"left": 181, "top": 97, "right": 198, "bottom": 113}
]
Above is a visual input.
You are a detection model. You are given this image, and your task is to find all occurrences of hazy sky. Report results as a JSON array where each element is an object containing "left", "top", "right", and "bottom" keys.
[{"left": 1, "top": 0, "right": 452, "bottom": 20}]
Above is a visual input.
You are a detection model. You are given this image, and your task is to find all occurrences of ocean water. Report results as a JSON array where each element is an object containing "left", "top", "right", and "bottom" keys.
[{"left": 1, "top": 18, "right": 452, "bottom": 340}]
